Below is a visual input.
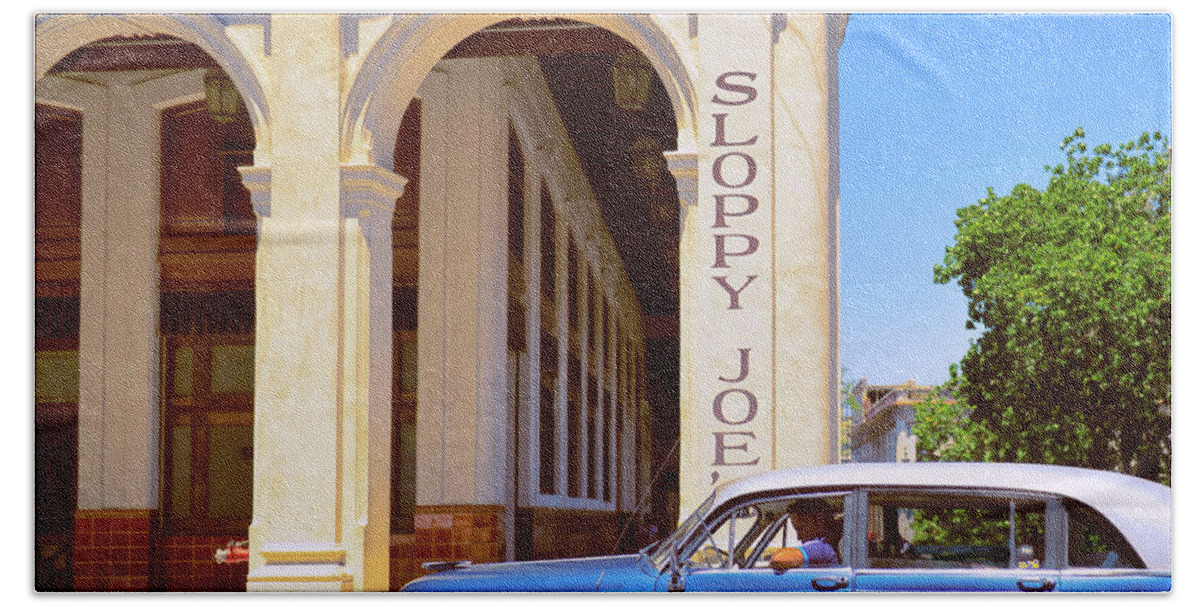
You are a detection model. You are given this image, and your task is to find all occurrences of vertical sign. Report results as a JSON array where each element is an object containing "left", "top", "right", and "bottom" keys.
[{"left": 681, "top": 14, "right": 775, "bottom": 515}]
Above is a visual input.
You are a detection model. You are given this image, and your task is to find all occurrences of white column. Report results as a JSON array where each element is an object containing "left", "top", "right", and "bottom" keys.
[
  {"left": 415, "top": 58, "right": 511, "bottom": 507},
  {"left": 667, "top": 149, "right": 699, "bottom": 519},
  {"left": 618, "top": 334, "right": 634, "bottom": 513},
  {"left": 339, "top": 164, "right": 406, "bottom": 590},
  {"left": 35, "top": 69, "right": 204, "bottom": 511},
  {"left": 606, "top": 296, "right": 618, "bottom": 507},
  {"left": 247, "top": 14, "right": 348, "bottom": 592},
  {"left": 676, "top": 14, "right": 843, "bottom": 517},
  {"left": 771, "top": 14, "right": 844, "bottom": 470}
]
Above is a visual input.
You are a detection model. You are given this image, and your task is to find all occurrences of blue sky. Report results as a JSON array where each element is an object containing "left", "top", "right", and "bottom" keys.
[{"left": 838, "top": 13, "right": 1172, "bottom": 386}]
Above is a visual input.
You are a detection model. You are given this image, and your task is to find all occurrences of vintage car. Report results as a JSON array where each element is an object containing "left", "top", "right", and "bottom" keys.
[{"left": 401, "top": 462, "right": 1170, "bottom": 592}]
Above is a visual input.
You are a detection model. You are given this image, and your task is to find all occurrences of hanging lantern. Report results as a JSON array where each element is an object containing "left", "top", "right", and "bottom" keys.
[
  {"left": 632, "top": 136, "right": 664, "bottom": 183},
  {"left": 612, "top": 49, "right": 652, "bottom": 112},
  {"left": 204, "top": 69, "right": 242, "bottom": 124}
]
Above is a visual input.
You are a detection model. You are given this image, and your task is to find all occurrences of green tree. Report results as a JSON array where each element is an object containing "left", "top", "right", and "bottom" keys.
[
  {"left": 925, "top": 129, "right": 1170, "bottom": 484},
  {"left": 839, "top": 368, "right": 862, "bottom": 463},
  {"left": 912, "top": 366, "right": 984, "bottom": 462}
]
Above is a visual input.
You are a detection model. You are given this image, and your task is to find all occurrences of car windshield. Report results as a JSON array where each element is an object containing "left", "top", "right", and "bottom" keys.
[{"left": 646, "top": 492, "right": 716, "bottom": 570}]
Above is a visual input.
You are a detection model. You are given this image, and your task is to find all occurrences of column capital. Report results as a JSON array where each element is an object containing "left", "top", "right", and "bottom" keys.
[
  {"left": 237, "top": 165, "right": 273, "bottom": 218},
  {"left": 339, "top": 164, "right": 407, "bottom": 221},
  {"left": 664, "top": 150, "right": 698, "bottom": 207}
]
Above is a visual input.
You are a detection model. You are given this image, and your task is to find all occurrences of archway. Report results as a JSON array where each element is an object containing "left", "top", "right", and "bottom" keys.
[
  {"left": 343, "top": 13, "right": 697, "bottom": 169},
  {"left": 34, "top": 19, "right": 267, "bottom": 591},
  {"left": 352, "top": 17, "right": 690, "bottom": 586},
  {"left": 33, "top": 11, "right": 848, "bottom": 594},
  {"left": 35, "top": 14, "right": 269, "bottom": 148}
]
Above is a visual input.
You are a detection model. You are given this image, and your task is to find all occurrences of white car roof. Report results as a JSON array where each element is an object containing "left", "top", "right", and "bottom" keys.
[{"left": 711, "top": 462, "right": 1171, "bottom": 570}]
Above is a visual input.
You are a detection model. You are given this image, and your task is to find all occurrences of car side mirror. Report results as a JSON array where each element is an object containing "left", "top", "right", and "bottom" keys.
[{"left": 769, "top": 547, "right": 805, "bottom": 572}]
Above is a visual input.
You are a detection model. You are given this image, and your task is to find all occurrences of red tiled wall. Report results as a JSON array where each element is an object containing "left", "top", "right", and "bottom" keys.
[
  {"left": 73, "top": 508, "right": 619, "bottom": 591},
  {"left": 73, "top": 510, "right": 248, "bottom": 591},
  {"left": 72, "top": 509, "right": 152, "bottom": 591},
  {"left": 413, "top": 505, "right": 503, "bottom": 568},
  {"left": 161, "top": 535, "right": 248, "bottom": 591},
  {"left": 393, "top": 506, "right": 622, "bottom": 589},
  {"left": 389, "top": 533, "right": 418, "bottom": 590}
]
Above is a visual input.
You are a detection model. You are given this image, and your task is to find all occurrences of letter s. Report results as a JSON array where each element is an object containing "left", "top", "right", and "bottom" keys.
[{"left": 712, "top": 72, "right": 758, "bottom": 106}]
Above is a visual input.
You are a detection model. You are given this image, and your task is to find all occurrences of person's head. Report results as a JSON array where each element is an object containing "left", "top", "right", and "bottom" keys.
[{"left": 787, "top": 500, "right": 840, "bottom": 542}]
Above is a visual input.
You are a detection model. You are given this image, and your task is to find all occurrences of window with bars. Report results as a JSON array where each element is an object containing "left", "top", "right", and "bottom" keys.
[
  {"left": 162, "top": 332, "right": 254, "bottom": 532},
  {"left": 585, "top": 268, "right": 598, "bottom": 500},
  {"left": 540, "top": 182, "right": 556, "bottom": 301},
  {"left": 538, "top": 178, "right": 559, "bottom": 496},
  {"left": 567, "top": 352, "right": 583, "bottom": 498},
  {"left": 520, "top": 172, "right": 645, "bottom": 509},
  {"left": 568, "top": 234, "right": 579, "bottom": 333},
  {"left": 539, "top": 330, "right": 558, "bottom": 495},
  {"left": 392, "top": 284, "right": 419, "bottom": 533},
  {"left": 508, "top": 123, "right": 525, "bottom": 261}
]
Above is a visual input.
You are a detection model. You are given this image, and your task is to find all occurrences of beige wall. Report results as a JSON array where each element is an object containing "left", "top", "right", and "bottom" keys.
[
  {"left": 35, "top": 69, "right": 206, "bottom": 511},
  {"left": 677, "top": 14, "right": 844, "bottom": 517},
  {"left": 415, "top": 56, "right": 649, "bottom": 514}
]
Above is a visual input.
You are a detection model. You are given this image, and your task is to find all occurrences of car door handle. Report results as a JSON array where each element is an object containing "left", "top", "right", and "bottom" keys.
[
  {"left": 1017, "top": 578, "right": 1056, "bottom": 592},
  {"left": 812, "top": 576, "right": 849, "bottom": 591}
]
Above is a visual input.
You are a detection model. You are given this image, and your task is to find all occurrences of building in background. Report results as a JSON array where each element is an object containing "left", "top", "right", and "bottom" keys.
[
  {"left": 846, "top": 379, "right": 955, "bottom": 556},
  {"left": 34, "top": 14, "right": 845, "bottom": 591},
  {"left": 848, "top": 379, "right": 953, "bottom": 464}
]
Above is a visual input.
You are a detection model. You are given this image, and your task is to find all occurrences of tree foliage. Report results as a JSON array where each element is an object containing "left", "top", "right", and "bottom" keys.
[
  {"left": 922, "top": 129, "right": 1170, "bottom": 483},
  {"left": 839, "top": 368, "right": 862, "bottom": 463}
]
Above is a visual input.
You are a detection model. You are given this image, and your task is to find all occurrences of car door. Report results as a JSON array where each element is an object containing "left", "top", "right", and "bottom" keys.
[
  {"left": 672, "top": 491, "right": 855, "bottom": 592},
  {"left": 1054, "top": 499, "right": 1171, "bottom": 592},
  {"left": 851, "top": 489, "right": 1060, "bottom": 592}
]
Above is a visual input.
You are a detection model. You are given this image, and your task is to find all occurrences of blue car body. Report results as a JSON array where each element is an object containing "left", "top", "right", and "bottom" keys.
[
  {"left": 402, "top": 463, "right": 1170, "bottom": 592},
  {"left": 401, "top": 555, "right": 662, "bottom": 592}
]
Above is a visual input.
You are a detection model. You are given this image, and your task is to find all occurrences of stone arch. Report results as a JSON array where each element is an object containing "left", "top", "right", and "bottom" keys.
[
  {"left": 342, "top": 13, "right": 697, "bottom": 170},
  {"left": 340, "top": 16, "right": 693, "bottom": 572},
  {"left": 35, "top": 13, "right": 270, "bottom": 157},
  {"left": 36, "top": 14, "right": 275, "bottom": 591}
]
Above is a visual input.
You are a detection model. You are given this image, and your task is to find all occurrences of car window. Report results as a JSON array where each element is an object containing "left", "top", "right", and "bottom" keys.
[
  {"left": 687, "top": 504, "right": 765, "bottom": 569},
  {"left": 1065, "top": 499, "right": 1144, "bottom": 569},
  {"left": 748, "top": 495, "right": 847, "bottom": 568},
  {"left": 866, "top": 492, "right": 1046, "bottom": 570},
  {"left": 651, "top": 492, "right": 714, "bottom": 569},
  {"left": 683, "top": 493, "right": 847, "bottom": 570}
]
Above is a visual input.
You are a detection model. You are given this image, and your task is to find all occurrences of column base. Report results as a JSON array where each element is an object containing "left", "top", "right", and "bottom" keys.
[
  {"left": 246, "top": 542, "right": 352, "bottom": 592},
  {"left": 246, "top": 564, "right": 352, "bottom": 592}
]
